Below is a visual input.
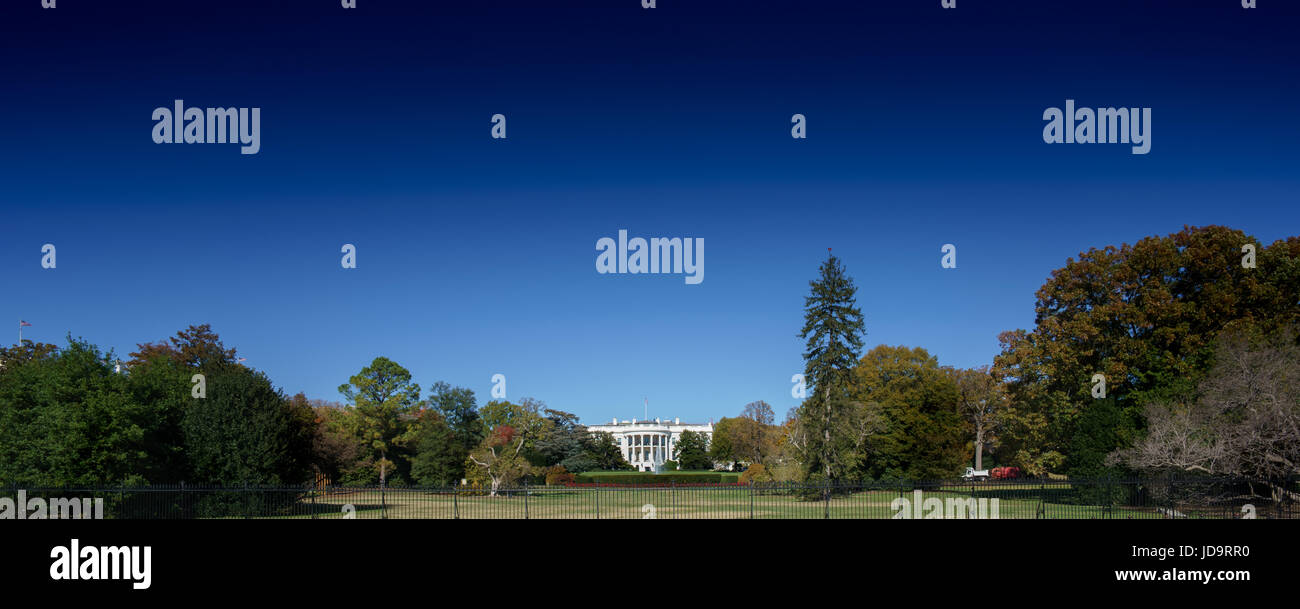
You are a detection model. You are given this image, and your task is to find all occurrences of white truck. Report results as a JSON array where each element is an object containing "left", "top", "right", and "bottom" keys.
[{"left": 963, "top": 467, "right": 990, "bottom": 481}]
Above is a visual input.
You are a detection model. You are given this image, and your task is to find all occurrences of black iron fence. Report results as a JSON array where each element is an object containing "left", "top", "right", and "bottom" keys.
[{"left": 2, "top": 477, "right": 1295, "bottom": 519}]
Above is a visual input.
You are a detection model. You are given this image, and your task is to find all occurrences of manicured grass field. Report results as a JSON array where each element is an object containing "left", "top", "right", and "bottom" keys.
[{"left": 272, "top": 485, "right": 1194, "bottom": 520}]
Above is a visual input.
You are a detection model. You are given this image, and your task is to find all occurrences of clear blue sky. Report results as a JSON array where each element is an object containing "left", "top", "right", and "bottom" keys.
[{"left": 2, "top": 0, "right": 1297, "bottom": 425}]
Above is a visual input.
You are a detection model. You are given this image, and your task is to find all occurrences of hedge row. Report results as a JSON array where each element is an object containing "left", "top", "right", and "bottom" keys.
[{"left": 574, "top": 472, "right": 737, "bottom": 485}]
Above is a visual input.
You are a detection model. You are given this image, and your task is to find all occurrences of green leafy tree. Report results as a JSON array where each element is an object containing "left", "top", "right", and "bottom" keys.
[
  {"left": 120, "top": 346, "right": 190, "bottom": 482},
  {"left": 0, "top": 327, "right": 320, "bottom": 491},
  {"left": 338, "top": 357, "right": 421, "bottom": 485},
  {"left": 410, "top": 411, "right": 465, "bottom": 486},
  {"left": 853, "top": 345, "right": 965, "bottom": 480},
  {"left": 533, "top": 408, "right": 624, "bottom": 472},
  {"left": 1066, "top": 396, "right": 1127, "bottom": 480},
  {"left": 425, "top": 381, "right": 484, "bottom": 476},
  {"left": 182, "top": 367, "right": 313, "bottom": 485},
  {"left": 581, "top": 432, "right": 633, "bottom": 471},
  {"left": 0, "top": 338, "right": 155, "bottom": 486},
  {"left": 674, "top": 429, "right": 712, "bottom": 470}
]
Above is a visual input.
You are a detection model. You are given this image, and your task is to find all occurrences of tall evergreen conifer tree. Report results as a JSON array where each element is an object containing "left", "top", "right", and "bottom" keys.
[{"left": 797, "top": 250, "right": 865, "bottom": 482}]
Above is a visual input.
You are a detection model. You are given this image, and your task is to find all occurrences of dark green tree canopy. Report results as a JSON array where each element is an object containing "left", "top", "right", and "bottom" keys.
[
  {"left": 183, "top": 367, "right": 313, "bottom": 485},
  {"left": 674, "top": 430, "right": 712, "bottom": 470},
  {"left": 0, "top": 328, "right": 312, "bottom": 488},
  {"left": 800, "top": 252, "right": 866, "bottom": 401}
]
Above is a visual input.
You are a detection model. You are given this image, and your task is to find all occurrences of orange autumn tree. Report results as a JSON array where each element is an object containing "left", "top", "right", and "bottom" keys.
[{"left": 993, "top": 225, "right": 1300, "bottom": 478}]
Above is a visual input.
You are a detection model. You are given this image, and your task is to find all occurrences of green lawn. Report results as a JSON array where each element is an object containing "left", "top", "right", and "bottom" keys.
[{"left": 264, "top": 486, "right": 1191, "bottom": 520}]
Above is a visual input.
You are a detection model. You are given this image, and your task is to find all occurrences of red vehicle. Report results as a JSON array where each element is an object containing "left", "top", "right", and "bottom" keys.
[{"left": 990, "top": 466, "right": 1022, "bottom": 480}]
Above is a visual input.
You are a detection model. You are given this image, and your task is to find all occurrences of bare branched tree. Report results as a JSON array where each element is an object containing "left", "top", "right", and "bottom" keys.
[{"left": 1114, "top": 327, "right": 1300, "bottom": 501}]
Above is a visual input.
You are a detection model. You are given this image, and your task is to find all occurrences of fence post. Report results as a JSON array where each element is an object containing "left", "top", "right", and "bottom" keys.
[
  {"left": 311, "top": 482, "right": 317, "bottom": 520},
  {"left": 749, "top": 482, "right": 754, "bottom": 519},
  {"left": 381, "top": 480, "right": 387, "bottom": 520},
  {"left": 524, "top": 481, "right": 529, "bottom": 520},
  {"left": 1102, "top": 477, "right": 1109, "bottom": 519},
  {"left": 453, "top": 485, "right": 459, "bottom": 519},
  {"left": 824, "top": 481, "right": 830, "bottom": 520},
  {"left": 671, "top": 480, "right": 676, "bottom": 520},
  {"left": 1166, "top": 475, "right": 1174, "bottom": 519},
  {"left": 595, "top": 484, "right": 600, "bottom": 519}
]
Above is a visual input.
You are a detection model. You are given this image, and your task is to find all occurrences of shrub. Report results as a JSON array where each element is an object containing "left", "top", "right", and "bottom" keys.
[
  {"left": 544, "top": 465, "right": 576, "bottom": 486},
  {"left": 574, "top": 472, "right": 727, "bottom": 485},
  {"left": 739, "top": 463, "right": 773, "bottom": 484}
]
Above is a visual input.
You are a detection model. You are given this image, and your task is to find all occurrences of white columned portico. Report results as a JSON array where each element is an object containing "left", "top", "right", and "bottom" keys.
[{"left": 587, "top": 418, "right": 715, "bottom": 472}]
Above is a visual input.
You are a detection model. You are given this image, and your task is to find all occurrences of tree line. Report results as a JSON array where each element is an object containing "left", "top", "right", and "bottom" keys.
[
  {"left": 0, "top": 326, "right": 631, "bottom": 489},
  {"left": 2, "top": 225, "right": 1296, "bottom": 498},
  {"left": 757, "top": 225, "right": 1300, "bottom": 500}
]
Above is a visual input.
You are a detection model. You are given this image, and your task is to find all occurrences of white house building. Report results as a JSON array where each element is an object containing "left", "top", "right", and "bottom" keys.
[{"left": 586, "top": 418, "right": 714, "bottom": 472}]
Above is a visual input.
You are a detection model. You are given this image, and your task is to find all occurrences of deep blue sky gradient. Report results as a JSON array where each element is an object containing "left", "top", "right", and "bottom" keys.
[{"left": 2, "top": 0, "right": 1297, "bottom": 424}]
